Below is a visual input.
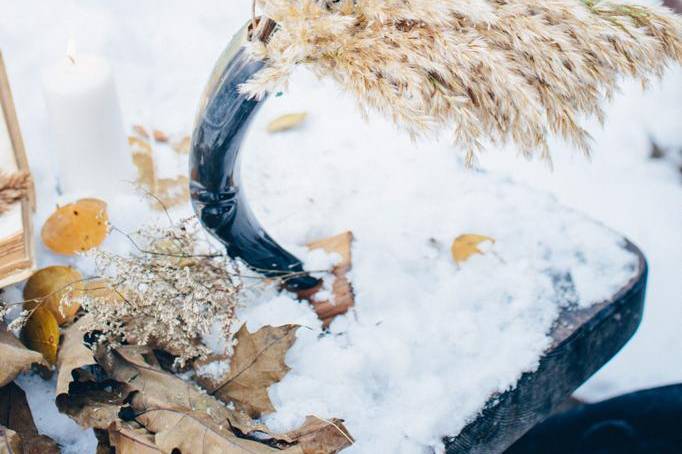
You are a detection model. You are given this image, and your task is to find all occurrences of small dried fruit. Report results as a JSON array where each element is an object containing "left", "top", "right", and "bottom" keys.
[
  {"left": 21, "top": 306, "right": 60, "bottom": 365},
  {"left": 267, "top": 112, "right": 307, "bottom": 133},
  {"left": 41, "top": 198, "right": 108, "bottom": 255},
  {"left": 451, "top": 234, "right": 495, "bottom": 264},
  {"left": 23, "top": 266, "right": 83, "bottom": 325}
]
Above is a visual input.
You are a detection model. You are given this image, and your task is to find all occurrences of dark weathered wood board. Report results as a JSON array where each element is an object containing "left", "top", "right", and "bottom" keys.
[{"left": 445, "top": 241, "right": 648, "bottom": 453}]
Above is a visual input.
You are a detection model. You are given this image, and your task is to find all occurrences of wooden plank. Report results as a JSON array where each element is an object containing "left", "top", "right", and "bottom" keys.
[
  {"left": 444, "top": 241, "right": 648, "bottom": 453},
  {"left": 0, "top": 50, "right": 36, "bottom": 289}
]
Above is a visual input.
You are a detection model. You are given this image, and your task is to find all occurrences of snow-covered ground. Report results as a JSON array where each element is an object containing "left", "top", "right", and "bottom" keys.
[{"left": 0, "top": 1, "right": 680, "bottom": 453}]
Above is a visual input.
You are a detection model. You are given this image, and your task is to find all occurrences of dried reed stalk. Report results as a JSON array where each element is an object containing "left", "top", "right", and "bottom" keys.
[{"left": 243, "top": 0, "right": 682, "bottom": 162}]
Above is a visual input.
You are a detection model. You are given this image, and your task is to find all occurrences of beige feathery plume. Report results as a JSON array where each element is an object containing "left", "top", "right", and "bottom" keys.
[
  {"left": 0, "top": 170, "right": 31, "bottom": 215},
  {"left": 242, "top": 0, "right": 682, "bottom": 162}
]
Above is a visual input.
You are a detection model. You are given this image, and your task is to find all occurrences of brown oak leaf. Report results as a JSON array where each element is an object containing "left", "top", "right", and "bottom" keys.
[
  {"left": 204, "top": 324, "right": 299, "bottom": 418},
  {"left": 278, "top": 416, "right": 354, "bottom": 454}
]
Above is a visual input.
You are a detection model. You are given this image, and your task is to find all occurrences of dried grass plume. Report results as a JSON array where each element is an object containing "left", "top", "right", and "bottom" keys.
[
  {"left": 243, "top": 0, "right": 682, "bottom": 162},
  {"left": 0, "top": 170, "right": 31, "bottom": 214}
]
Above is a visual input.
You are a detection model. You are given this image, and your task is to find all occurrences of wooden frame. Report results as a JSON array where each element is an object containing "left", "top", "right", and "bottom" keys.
[{"left": 0, "top": 50, "right": 36, "bottom": 288}]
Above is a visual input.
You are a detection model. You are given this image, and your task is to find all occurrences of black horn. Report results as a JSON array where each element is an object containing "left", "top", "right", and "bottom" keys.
[{"left": 189, "top": 19, "right": 320, "bottom": 291}]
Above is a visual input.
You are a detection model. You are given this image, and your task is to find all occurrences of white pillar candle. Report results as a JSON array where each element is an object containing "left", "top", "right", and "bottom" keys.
[{"left": 42, "top": 41, "right": 131, "bottom": 196}]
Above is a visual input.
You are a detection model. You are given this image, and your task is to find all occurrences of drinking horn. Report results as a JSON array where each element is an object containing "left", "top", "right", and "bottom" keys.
[{"left": 190, "top": 18, "right": 320, "bottom": 291}]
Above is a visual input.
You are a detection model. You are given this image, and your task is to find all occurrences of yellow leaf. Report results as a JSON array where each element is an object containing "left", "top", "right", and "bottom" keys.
[
  {"left": 41, "top": 199, "right": 109, "bottom": 255},
  {"left": 21, "top": 306, "right": 60, "bottom": 365},
  {"left": 451, "top": 234, "right": 495, "bottom": 264},
  {"left": 152, "top": 129, "right": 169, "bottom": 143},
  {"left": 267, "top": 112, "right": 307, "bottom": 133},
  {"left": 23, "top": 266, "right": 83, "bottom": 326}
]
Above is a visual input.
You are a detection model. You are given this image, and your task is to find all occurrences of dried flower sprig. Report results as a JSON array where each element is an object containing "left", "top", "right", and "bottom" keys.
[
  {"left": 81, "top": 218, "right": 244, "bottom": 365},
  {"left": 243, "top": 0, "right": 682, "bottom": 162}
]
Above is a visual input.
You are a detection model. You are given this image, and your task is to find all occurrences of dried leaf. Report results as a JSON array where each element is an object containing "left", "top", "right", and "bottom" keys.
[
  {"left": 20, "top": 306, "right": 59, "bottom": 365},
  {"left": 97, "top": 346, "right": 269, "bottom": 437},
  {"left": 0, "top": 426, "right": 22, "bottom": 454},
  {"left": 152, "top": 130, "right": 168, "bottom": 143},
  {"left": 129, "top": 136, "right": 190, "bottom": 210},
  {"left": 0, "top": 325, "right": 46, "bottom": 387},
  {"left": 108, "top": 421, "right": 162, "bottom": 454},
  {"left": 206, "top": 325, "right": 299, "bottom": 418},
  {"left": 0, "top": 382, "right": 59, "bottom": 454},
  {"left": 300, "top": 232, "right": 355, "bottom": 327},
  {"left": 102, "top": 346, "right": 306, "bottom": 453},
  {"left": 23, "top": 266, "right": 83, "bottom": 325},
  {"left": 450, "top": 234, "right": 495, "bottom": 264},
  {"left": 130, "top": 136, "right": 156, "bottom": 191},
  {"left": 56, "top": 317, "right": 95, "bottom": 397},
  {"left": 267, "top": 113, "right": 307, "bottom": 133},
  {"left": 41, "top": 198, "right": 109, "bottom": 255},
  {"left": 95, "top": 346, "right": 350, "bottom": 454},
  {"left": 171, "top": 136, "right": 190, "bottom": 154},
  {"left": 154, "top": 176, "right": 190, "bottom": 210},
  {"left": 56, "top": 317, "right": 125, "bottom": 430},
  {"left": 132, "top": 125, "right": 150, "bottom": 139},
  {"left": 131, "top": 398, "right": 290, "bottom": 454},
  {"left": 278, "top": 416, "right": 353, "bottom": 454},
  {"left": 82, "top": 279, "right": 124, "bottom": 305}
]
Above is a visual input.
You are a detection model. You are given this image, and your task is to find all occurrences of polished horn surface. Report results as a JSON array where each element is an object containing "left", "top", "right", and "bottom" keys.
[{"left": 190, "top": 20, "right": 319, "bottom": 290}]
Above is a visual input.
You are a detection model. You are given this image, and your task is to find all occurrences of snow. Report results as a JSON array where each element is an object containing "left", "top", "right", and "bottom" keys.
[
  {"left": 15, "top": 374, "right": 97, "bottom": 453},
  {"left": 0, "top": 0, "right": 679, "bottom": 452}
]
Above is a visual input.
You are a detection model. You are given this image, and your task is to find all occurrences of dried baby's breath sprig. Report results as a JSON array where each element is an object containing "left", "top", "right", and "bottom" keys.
[
  {"left": 81, "top": 217, "right": 243, "bottom": 366},
  {"left": 243, "top": 0, "right": 682, "bottom": 162}
]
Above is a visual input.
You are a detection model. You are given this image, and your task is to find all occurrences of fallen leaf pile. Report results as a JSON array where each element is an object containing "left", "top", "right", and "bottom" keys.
[
  {"left": 1, "top": 302, "right": 353, "bottom": 453},
  {"left": 20, "top": 306, "right": 60, "bottom": 365},
  {"left": 0, "top": 254, "right": 353, "bottom": 453},
  {"left": 129, "top": 126, "right": 190, "bottom": 211},
  {"left": 54, "top": 326, "right": 353, "bottom": 453}
]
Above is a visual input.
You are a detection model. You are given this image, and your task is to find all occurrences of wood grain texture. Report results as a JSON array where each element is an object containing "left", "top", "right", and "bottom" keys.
[{"left": 444, "top": 241, "right": 648, "bottom": 453}]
